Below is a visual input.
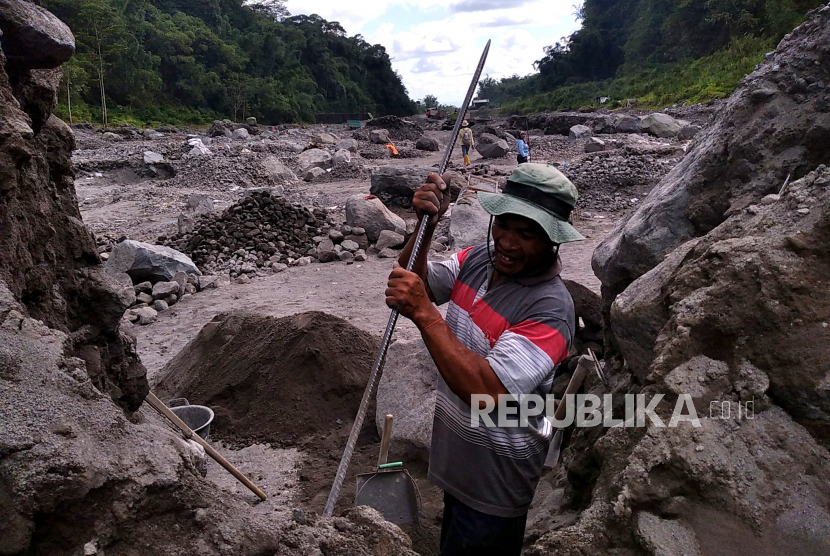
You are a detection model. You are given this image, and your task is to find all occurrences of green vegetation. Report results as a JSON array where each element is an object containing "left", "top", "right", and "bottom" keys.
[
  {"left": 480, "top": 0, "right": 824, "bottom": 112},
  {"left": 44, "top": 0, "right": 416, "bottom": 126}
]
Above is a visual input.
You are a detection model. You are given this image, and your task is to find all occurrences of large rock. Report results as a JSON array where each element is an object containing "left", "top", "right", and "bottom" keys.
[
  {"left": 10, "top": 67, "right": 62, "bottom": 132},
  {"left": 261, "top": 155, "right": 296, "bottom": 182},
  {"left": 332, "top": 148, "right": 351, "bottom": 165},
  {"left": 370, "top": 165, "right": 460, "bottom": 207},
  {"left": 297, "top": 148, "right": 332, "bottom": 172},
  {"left": 311, "top": 132, "right": 336, "bottom": 145},
  {"left": 303, "top": 166, "right": 326, "bottom": 181},
  {"left": 614, "top": 114, "right": 642, "bottom": 134},
  {"left": 569, "top": 124, "right": 592, "bottom": 141},
  {"left": 639, "top": 112, "right": 685, "bottom": 138},
  {"left": 584, "top": 137, "right": 606, "bottom": 153},
  {"left": 208, "top": 120, "right": 232, "bottom": 137},
  {"left": 593, "top": 9, "right": 830, "bottom": 300},
  {"left": 0, "top": 0, "right": 75, "bottom": 69},
  {"left": 376, "top": 337, "right": 437, "bottom": 460},
  {"left": 345, "top": 195, "right": 406, "bottom": 242},
  {"left": 231, "top": 127, "right": 249, "bottom": 140},
  {"left": 415, "top": 134, "right": 440, "bottom": 151},
  {"left": 449, "top": 194, "right": 491, "bottom": 250},
  {"left": 375, "top": 230, "right": 404, "bottom": 251},
  {"left": 105, "top": 240, "right": 201, "bottom": 283},
  {"left": 370, "top": 128, "right": 390, "bottom": 144},
  {"left": 476, "top": 132, "right": 509, "bottom": 158},
  {"left": 336, "top": 138, "right": 358, "bottom": 153}
]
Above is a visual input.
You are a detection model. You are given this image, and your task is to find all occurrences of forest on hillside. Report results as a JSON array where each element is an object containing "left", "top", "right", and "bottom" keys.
[
  {"left": 479, "top": 0, "right": 826, "bottom": 111},
  {"left": 43, "top": 0, "right": 416, "bottom": 125}
]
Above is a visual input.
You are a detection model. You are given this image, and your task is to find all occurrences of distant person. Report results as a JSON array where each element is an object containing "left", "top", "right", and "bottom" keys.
[
  {"left": 516, "top": 131, "right": 529, "bottom": 164},
  {"left": 459, "top": 120, "right": 474, "bottom": 166}
]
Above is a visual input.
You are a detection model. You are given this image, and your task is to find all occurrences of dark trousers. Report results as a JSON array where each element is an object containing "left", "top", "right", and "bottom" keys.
[
  {"left": 439, "top": 492, "right": 528, "bottom": 556},
  {"left": 517, "top": 155, "right": 528, "bottom": 164}
]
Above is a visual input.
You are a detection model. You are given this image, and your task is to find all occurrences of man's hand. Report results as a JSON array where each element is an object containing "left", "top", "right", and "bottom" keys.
[
  {"left": 385, "top": 264, "right": 436, "bottom": 325},
  {"left": 413, "top": 172, "right": 452, "bottom": 227}
]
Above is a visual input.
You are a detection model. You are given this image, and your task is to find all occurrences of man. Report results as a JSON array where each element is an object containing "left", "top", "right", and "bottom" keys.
[
  {"left": 385, "top": 163, "right": 584, "bottom": 555},
  {"left": 516, "top": 131, "right": 529, "bottom": 164},
  {"left": 458, "top": 120, "right": 474, "bottom": 166}
]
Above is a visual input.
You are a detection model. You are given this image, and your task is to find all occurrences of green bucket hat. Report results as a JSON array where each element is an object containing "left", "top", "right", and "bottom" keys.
[{"left": 478, "top": 163, "right": 584, "bottom": 244}]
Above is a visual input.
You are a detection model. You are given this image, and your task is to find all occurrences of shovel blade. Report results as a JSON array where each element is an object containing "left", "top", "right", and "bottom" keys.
[{"left": 355, "top": 470, "right": 419, "bottom": 526}]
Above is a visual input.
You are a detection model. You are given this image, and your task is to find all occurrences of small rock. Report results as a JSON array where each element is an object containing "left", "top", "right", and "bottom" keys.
[
  {"left": 152, "top": 300, "right": 169, "bottom": 312},
  {"left": 339, "top": 250, "right": 355, "bottom": 262},
  {"left": 332, "top": 149, "right": 351, "bottom": 165},
  {"left": 131, "top": 306, "right": 158, "bottom": 325},
  {"left": 143, "top": 151, "right": 164, "bottom": 164},
  {"left": 296, "top": 256, "right": 313, "bottom": 266},
  {"left": 272, "top": 262, "right": 288, "bottom": 272},
  {"left": 100, "top": 252, "right": 109, "bottom": 261},
  {"left": 376, "top": 230, "right": 405, "bottom": 251},
  {"left": 341, "top": 239, "right": 360, "bottom": 252},
  {"left": 761, "top": 194, "right": 781, "bottom": 204},
  {"left": 584, "top": 137, "right": 606, "bottom": 153},
  {"left": 134, "top": 281, "right": 152, "bottom": 294},
  {"left": 377, "top": 247, "right": 398, "bottom": 259},
  {"left": 304, "top": 167, "right": 327, "bottom": 181},
  {"left": 354, "top": 249, "right": 367, "bottom": 262},
  {"left": 136, "top": 292, "right": 153, "bottom": 305},
  {"left": 152, "top": 281, "right": 180, "bottom": 300},
  {"left": 236, "top": 274, "right": 251, "bottom": 284},
  {"left": 293, "top": 509, "right": 307, "bottom": 525},
  {"left": 351, "top": 227, "right": 366, "bottom": 235},
  {"left": 328, "top": 229, "right": 344, "bottom": 243},
  {"left": 232, "top": 128, "right": 250, "bottom": 140},
  {"left": 797, "top": 208, "right": 810, "bottom": 215},
  {"left": 102, "top": 132, "right": 120, "bottom": 141}
]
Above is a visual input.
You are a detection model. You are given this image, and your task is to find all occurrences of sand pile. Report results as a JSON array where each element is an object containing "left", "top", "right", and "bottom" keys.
[{"left": 155, "top": 311, "right": 380, "bottom": 444}]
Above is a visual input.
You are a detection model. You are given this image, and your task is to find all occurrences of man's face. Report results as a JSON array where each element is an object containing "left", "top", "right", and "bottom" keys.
[{"left": 491, "top": 214, "right": 553, "bottom": 276}]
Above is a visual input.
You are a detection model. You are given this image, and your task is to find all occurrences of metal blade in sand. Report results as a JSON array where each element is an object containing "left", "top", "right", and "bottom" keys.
[{"left": 323, "top": 39, "right": 491, "bottom": 518}]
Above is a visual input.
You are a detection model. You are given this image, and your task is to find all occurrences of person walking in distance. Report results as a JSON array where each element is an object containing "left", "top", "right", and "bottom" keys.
[
  {"left": 459, "top": 120, "right": 474, "bottom": 166},
  {"left": 385, "top": 163, "right": 584, "bottom": 555},
  {"left": 516, "top": 131, "right": 529, "bottom": 164}
]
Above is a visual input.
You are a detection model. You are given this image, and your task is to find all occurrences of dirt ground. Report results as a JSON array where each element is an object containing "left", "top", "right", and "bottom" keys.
[{"left": 75, "top": 120, "right": 631, "bottom": 555}]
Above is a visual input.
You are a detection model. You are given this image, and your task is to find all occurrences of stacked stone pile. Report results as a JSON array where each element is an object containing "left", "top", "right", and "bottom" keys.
[{"left": 161, "top": 190, "right": 327, "bottom": 275}]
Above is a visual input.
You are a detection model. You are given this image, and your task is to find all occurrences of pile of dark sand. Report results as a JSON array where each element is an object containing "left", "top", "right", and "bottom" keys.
[{"left": 155, "top": 311, "right": 380, "bottom": 444}]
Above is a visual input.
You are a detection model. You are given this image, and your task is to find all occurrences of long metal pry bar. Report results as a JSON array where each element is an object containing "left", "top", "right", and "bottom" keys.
[{"left": 322, "top": 40, "right": 491, "bottom": 518}]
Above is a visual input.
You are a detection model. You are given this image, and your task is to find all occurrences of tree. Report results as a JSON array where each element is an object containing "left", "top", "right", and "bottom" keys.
[{"left": 422, "top": 94, "right": 438, "bottom": 108}]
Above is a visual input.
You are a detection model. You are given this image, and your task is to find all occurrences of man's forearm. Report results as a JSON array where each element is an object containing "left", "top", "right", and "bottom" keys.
[{"left": 412, "top": 307, "right": 508, "bottom": 407}]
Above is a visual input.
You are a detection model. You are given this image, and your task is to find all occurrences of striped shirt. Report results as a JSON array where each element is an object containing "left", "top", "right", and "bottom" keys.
[{"left": 426, "top": 244, "right": 574, "bottom": 517}]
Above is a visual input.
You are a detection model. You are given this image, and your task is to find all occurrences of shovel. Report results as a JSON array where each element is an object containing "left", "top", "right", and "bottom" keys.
[{"left": 355, "top": 414, "right": 420, "bottom": 525}]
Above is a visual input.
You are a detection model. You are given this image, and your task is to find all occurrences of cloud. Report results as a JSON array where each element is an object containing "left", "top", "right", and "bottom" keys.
[
  {"left": 412, "top": 58, "right": 442, "bottom": 73},
  {"left": 480, "top": 15, "right": 534, "bottom": 27},
  {"left": 449, "top": 0, "right": 530, "bottom": 13}
]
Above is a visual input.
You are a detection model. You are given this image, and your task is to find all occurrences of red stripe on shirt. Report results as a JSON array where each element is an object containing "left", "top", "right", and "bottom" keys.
[
  {"left": 450, "top": 281, "right": 477, "bottom": 312},
  {"left": 508, "top": 320, "right": 569, "bottom": 364},
  {"left": 469, "top": 300, "right": 510, "bottom": 348},
  {"left": 456, "top": 246, "right": 474, "bottom": 267}
]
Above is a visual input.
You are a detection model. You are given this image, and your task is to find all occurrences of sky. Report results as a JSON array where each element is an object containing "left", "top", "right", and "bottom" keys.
[{"left": 282, "top": 0, "right": 583, "bottom": 106}]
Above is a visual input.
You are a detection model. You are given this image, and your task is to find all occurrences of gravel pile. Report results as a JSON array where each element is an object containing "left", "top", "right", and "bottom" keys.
[
  {"left": 160, "top": 190, "right": 328, "bottom": 276},
  {"left": 562, "top": 151, "right": 676, "bottom": 212},
  {"left": 363, "top": 115, "right": 424, "bottom": 141}
]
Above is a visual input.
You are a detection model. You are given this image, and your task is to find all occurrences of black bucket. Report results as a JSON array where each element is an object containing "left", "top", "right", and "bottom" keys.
[{"left": 169, "top": 402, "right": 214, "bottom": 439}]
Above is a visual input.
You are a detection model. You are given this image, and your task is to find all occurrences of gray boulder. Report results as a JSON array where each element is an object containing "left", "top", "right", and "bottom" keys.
[
  {"left": 415, "top": 134, "right": 440, "bottom": 151},
  {"left": 102, "top": 132, "right": 120, "bottom": 141},
  {"left": 316, "top": 239, "right": 337, "bottom": 263},
  {"left": 0, "top": 0, "right": 75, "bottom": 69},
  {"left": 584, "top": 137, "right": 606, "bottom": 153},
  {"left": 105, "top": 240, "right": 201, "bottom": 283},
  {"left": 311, "top": 132, "right": 336, "bottom": 145},
  {"left": 336, "top": 138, "right": 359, "bottom": 153},
  {"left": 151, "top": 281, "right": 180, "bottom": 300},
  {"left": 614, "top": 115, "right": 641, "bottom": 134},
  {"left": 640, "top": 113, "right": 685, "bottom": 138},
  {"left": 143, "top": 151, "right": 164, "bottom": 164},
  {"left": 303, "top": 167, "right": 326, "bottom": 181},
  {"left": 679, "top": 124, "right": 702, "bottom": 140},
  {"left": 297, "top": 148, "right": 332, "bottom": 172},
  {"left": 375, "top": 230, "right": 404, "bottom": 251},
  {"left": 569, "top": 124, "right": 592, "bottom": 141},
  {"left": 208, "top": 120, "right": 232, "bottom": 138},
  {"left": 186, "top": 194, "right": 214, "bottom": 215},
  {"left": 476, "top": 132, "right": 509, "bottom": 159},
  {"left": 131, "top": 306, "right": 158, "bottom": 325},
  {"left": 370, "top": 129, "right": 390, "bottom": 144},
  {"left": 332, "top": 149, "right": 351, "bottom": 165},
  {"left": 449, "top": 196, "right": 491, "bottom": 250},
  {"left": 345, "top": 195, "right": 406, "bottom": 242},
  {"left": 261, "top": 155, "right": 296, "bottom": 182},
  {"left": 231, "top": 127, "right": 249, "bottom": 140},
  {"left": 376, "top": 337, "right": 437, "bottom": 460},
  {"left": 245, "top": 116, "right": 257, "bottom": 126}
]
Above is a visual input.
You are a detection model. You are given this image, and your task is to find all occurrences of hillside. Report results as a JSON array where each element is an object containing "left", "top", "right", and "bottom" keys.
[
  {"left": 42, "top": 0, "right": 416, "bottom": 125},
  {"left": 480, "top": 0, "right": 826, "bottom": 112}
]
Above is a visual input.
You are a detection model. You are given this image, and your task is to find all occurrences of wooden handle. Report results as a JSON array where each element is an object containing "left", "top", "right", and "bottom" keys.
[
  {"left": 144, "top": 392, "right": 267, "bottom": 501},
  {"left": 378, "top": 414, "right": 393, "bottom": 467},
  {"left": 553, "top": 357, "right": 591, "bottom": 423}
]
